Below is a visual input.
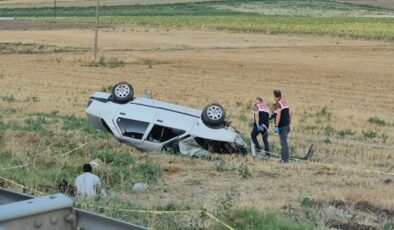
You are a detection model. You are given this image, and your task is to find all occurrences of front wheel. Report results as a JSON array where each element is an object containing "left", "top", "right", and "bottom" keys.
[
  {"left": 202, "top": 103, "right": 226, "bottom": 128},
  {"left": 111, "top": 82, "right": 134, "bottom": 103}
]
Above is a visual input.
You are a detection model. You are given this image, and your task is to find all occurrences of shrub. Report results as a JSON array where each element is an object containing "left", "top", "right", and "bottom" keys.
[
  {"left": 227, "top": 208, "right": 312, "bottom": 230},
  {"left": 337, "top": 129, "right": 355, "bottom": 138},
  {"left": 316, "top": 106, "right": 332, "bottom": 123},
  {"left": 24, "top": 96, "right": 40, "bottom": 103},
  {"left": 2, "top": 95, "right": 16, "bottom": 103},
  {"left": 368, "top": 116, "right": 387, "bottom": 126},
  {"left": 214, "top": 186, "right": 240, "bottom": 219},
  {"left": 381, "top": 133, "right": 389, "bottom": 143},
  {"left": 324, "top": 125, "right": 335, "bottom": 137},
  {"left": 300, "top": 197, "right": 327, "bottom": 229},
  {"left": 238, "top": 162, "right": 251, "bottom": 178},
  {"left": 301, "top": 196, "right": 315, "bottom": 209},
  {"left": 363, "top": 130, "right": 377, "bottom": 139},
  {"left": 215, "top": 159, "right": 228, "bottom": 172}
]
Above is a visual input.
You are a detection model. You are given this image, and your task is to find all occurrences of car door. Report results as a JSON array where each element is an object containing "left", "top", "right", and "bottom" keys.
[
  {"left": 144, "top": 109, "right": 196, "bottom": 150},
  {"left": 145, "top": 123, "right": 187, "bottom": 151},
  {"left": 113, "top": 103, "right": 158, "bottom": 149}
]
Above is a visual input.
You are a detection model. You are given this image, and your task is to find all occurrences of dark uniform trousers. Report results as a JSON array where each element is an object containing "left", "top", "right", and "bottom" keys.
[{"left": 251, "top": 126, "right": 269, "bottom": 154}]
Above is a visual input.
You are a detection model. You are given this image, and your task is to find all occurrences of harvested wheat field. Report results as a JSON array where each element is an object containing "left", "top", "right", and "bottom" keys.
[{"left": 0, "top": 19, "right": 393, "bottom": 229}]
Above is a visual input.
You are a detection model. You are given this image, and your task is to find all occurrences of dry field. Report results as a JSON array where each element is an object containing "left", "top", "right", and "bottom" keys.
[{"left": 0, "top": 21, "right": 394, "bottom": 228}]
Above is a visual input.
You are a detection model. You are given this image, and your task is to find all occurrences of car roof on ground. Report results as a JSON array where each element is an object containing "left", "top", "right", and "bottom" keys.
[{"left": 132, "top": 97, "right": 202, "bottom": 118}]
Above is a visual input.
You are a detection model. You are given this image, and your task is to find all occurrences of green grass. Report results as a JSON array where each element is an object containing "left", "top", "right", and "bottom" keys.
[
  {"left": 368, "top": 116, "right": 391, "bottom": 126},
  {"left": 226, "top": 207, "right": 313, "bottom": 230},
  {"left": 37, "top": 15, "right": 394, "bottom": 41},
  {"left": 1, "top": 0, "right": 393, "bottom": 40},
  {"left": 0, "top": 108, "right": 164, "bottom": 191},
  {"left": 1, "top": 0, "right": 393, "bottom": 17},
  {"left": 75, "top": 196, "right": 315, "bottom": 230}
]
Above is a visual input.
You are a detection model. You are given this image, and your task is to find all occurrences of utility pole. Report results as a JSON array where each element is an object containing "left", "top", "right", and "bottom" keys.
[
  {"left": 54, "top": 0, "right": 56, "bottom": 18},
  {"left": 93, "top": 0, "right": 100, "bottom": 61}
]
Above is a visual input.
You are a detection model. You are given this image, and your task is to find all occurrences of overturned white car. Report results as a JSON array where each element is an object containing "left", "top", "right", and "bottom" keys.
[{"left": 86, "top": 82, "right": 247, "bottom": 156}]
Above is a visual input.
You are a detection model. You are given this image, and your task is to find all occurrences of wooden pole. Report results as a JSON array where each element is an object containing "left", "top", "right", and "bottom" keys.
[
  {"left": 54, "top": 0, "right": 56, "bottom": 18},
  {"left": 93, "top": 0, "right": 100, "bottom": 61}
]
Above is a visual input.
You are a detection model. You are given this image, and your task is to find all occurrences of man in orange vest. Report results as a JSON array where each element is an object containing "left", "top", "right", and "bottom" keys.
[
  {"left": 273, "top": 90, "right": 291, "bottom": 163},
  {"left": 251, "top": 97, "right": 270, "bottom": 158}
]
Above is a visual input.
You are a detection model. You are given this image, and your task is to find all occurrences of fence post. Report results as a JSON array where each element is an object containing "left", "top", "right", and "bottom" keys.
[
  {"left": 93, "top": 0, "right": 100, "bottom": 61},
  {"left": 54, "top": 0, "right": 56, "bottom": 18}
]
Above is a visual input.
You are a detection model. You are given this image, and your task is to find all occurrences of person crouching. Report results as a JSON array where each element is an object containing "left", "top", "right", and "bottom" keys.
[
  {"left": 251, "top": 97, "right": 270, "bottom": 158},
  {"left": 74, "top": 163, "right": 101, "bottom": 198}
]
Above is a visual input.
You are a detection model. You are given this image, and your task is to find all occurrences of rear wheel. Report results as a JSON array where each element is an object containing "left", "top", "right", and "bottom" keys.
[
  {"left": 202, "top": 103, "right": 226, "bottom": 128},
  {"left": 111, "top": 82, "right": 134, "bottom": 103}
]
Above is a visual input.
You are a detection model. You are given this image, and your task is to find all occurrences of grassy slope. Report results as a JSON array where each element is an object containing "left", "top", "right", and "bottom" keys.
[{"left": 0, "top": 108, "right": 315, "bottom": 229}]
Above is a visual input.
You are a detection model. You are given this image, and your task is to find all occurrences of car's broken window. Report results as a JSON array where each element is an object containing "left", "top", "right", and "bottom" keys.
[
  {"left": 116, "top": 118, "right": 149, "bottom": 140},
  {"left": 148, "top": 125, "right": 185, "bottom": 143}
]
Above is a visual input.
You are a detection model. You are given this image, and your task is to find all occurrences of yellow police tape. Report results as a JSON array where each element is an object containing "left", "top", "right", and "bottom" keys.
[
  {"left": 263, "top": 150, "right": 394, "bottom": 176},
  {"left": 60, "top": 142, "right": 88, "bottom": 157},
  {"left": 0, "top": 175, "right": 26, "bottom": 189},
  {"left": 0, "top": 164, "right": 30, "bottom": 171},
  {"left": 82, "top": 204, "right": 235, "bottom": 230}
]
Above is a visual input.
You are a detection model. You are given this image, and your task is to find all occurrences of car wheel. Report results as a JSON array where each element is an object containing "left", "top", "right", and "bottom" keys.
[
  {"left": 111, "top": 82, "right": 134, "bottom": 103},
  {"left": 202, "top": 103, "right": 226, "bottom": 127}
]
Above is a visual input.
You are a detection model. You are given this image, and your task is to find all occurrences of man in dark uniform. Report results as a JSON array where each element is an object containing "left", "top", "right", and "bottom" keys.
[
  {"left": 251, "top": 97, "right": 270, "bottom": 158},
  {"left": 273, "top": 90, "right": 291, "bottom": 163}
]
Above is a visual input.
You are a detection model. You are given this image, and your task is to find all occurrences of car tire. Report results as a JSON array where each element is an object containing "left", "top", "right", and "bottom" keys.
[
  {"left": 202, "top": 103, "right": 226, "bottom": 127},
  {"left": 111, "top": 82, "right": 134, "bottom": 103}
]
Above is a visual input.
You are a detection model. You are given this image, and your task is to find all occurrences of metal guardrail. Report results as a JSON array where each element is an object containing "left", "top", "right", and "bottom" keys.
[{"left": 0, "top": 188, "right": 147, "bottom": 230}]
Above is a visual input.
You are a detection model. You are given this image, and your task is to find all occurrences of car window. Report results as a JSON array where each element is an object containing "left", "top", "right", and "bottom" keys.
[
  {"left": 116, "top": 118, "right": 149, "bottom": 140},
  {"left": 147, "top": 125, "right": 185, "bottom": 143}
]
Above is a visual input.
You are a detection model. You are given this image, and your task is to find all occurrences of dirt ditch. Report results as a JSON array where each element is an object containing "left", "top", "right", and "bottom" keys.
[
  {"left": 0, "top": 42, "right": 87, "bottom": 54},
  {"left": 319, "top": 200, "right": 394, "bottom": 230},
  {"left": 0, "top": 19, "right": 97, "bottom": 31}
]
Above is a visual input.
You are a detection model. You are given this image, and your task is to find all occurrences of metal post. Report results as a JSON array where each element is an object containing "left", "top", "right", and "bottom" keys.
[
  {"left": 54, "top": 0, "right": 56, "bottom": 18},
  {"left": 93, "top": 0, "right": 100, "bottom": 61}
]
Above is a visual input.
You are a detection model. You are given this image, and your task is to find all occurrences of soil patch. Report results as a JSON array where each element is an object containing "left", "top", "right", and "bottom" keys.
[
  {"left": 0, "top": 42, "right": 87, "bottom": 54},
  {"left": 319, "top": 200, "right": 394, "bottom": 229},
  {"left": 0, "top": 19, "right": 95, "bottom": 31}
]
